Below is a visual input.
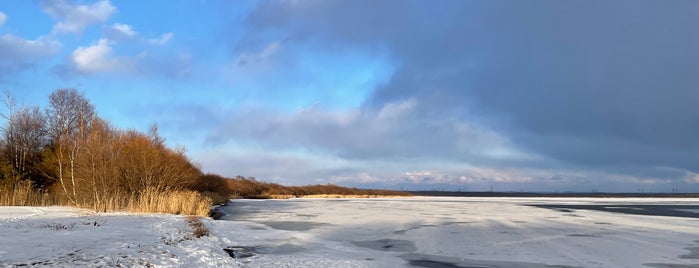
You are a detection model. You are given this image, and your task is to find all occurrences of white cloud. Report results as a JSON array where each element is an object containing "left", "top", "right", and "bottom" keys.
[
  {"left": 399, "top": 168, "right": 534, "bottom": 185},
  {"left": 193, "top": 147, "right": 344, "bottom": 185},
  {"left": 0, "top": 12, "right": 7, "bottom": 27},
  {"left": 328, "top": 173, "right": 382, "bottom": 184},
  {"left": 102, "top": 23, "right": 173, "bottom": 46},
  {"left": 377, "top": 98, "right": 416, "bottom": 119},
  {"left": 112, "top": 23, "right": 135, "bottom": 36},
  {"left": 70, "top": 38, "right": 123, "bottom": 73},
  {"left": 58, "top": 38, "right": 189, "bottom": 78},
  {"left": 102, "top": 23, "right": 136, "bottom": 40},
  {"left": 684, "top": 172, "right": 699, "bottom": 184},
  {"left": 235, "top": 42, "right": 281, "bottom": 66},
  {"left": 41, "top": 0, "right": 116, "bottom": 34},
  {"left": 146, "top": 32, "right": 173, "bottom": 45}
]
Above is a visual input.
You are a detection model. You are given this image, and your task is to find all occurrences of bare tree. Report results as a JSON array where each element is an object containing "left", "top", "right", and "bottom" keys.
[
  {"left": 0, "top": 91, "right": 19, "bottom": 187},
  {"left": 0, "top": 92, "right": 47, "bottom": 187},
  {"left": 76, "top": 118, "right": 119, "bottom": 211},
  {"left": 45, "top": 89, "right": 95, "bottom": 204},
  {"left": 7, "top": 107, "right": 45, "bottom": 176}
]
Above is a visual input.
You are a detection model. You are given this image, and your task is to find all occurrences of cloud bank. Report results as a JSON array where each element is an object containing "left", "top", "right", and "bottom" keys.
[{"left": 196, "top": 0, "right": 699, "bottom": 191}]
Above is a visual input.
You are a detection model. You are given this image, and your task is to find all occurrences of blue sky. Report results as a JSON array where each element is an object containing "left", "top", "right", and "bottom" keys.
[{"left": 2, "top": 0, "right": 699, "bottom": 192}]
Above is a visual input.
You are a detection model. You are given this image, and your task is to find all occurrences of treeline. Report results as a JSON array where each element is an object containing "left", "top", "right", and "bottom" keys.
[
  {"left": 194, "top": 174, "right": 411, "bottom": 200},
  {"left": 0, "top": 89, "right": 409, "bottom": 215}
]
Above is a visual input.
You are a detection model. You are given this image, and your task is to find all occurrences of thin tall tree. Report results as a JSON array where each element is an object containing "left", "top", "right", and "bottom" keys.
[{"left": 45, "top": 89, "right": 95, "bottom": 204}]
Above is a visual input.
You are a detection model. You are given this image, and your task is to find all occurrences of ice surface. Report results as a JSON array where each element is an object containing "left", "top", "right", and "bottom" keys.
[
  {"left": 2, "top": 197, "right": 699, "bottom": 267},
  {"left": 217, "top": 197, "right": 699, "bottom": 268}
]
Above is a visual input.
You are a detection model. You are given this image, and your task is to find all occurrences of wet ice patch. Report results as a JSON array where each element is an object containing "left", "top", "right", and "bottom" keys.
[
  {"left": 402, "top": 253, "right": 583, "bottom": 268},
  {"left": 674, "top": 209, "right": 699, "bottom": 214},
  {"left": 224, "top": 246, "right": 257, "bottom": 259},
  {"left": 680, "top": 246, "right": 699, "bottom": 259},
  {"left": 260, "top": 221, "right": 330, "bottom": 231},
  {"left": 566, "top": 234, "right": 600, "bottom": 238},
  {"left": 401, "top": 253, "right": 579, "bottom": 268},
  {"left": 644, "top": 263, "right": 699, "bottom": 268},
  {"left": 352, "top": 239, "right": 417, "bottom": 252},
  {"left": 394, "top": 226, "right": 422, "bottom": 235}
]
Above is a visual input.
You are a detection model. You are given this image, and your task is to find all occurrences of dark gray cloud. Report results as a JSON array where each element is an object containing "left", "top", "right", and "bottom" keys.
[
  {"left": 458, "top": 1, "right": 699, "bottom": 171},
  {"left": 240, "top": 0, "right": 699, "bottom": 181}
]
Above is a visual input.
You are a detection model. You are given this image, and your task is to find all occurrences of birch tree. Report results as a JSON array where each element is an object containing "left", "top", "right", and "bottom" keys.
[{"left": 45, "top": 89, "right": 95, "bottom": 204}]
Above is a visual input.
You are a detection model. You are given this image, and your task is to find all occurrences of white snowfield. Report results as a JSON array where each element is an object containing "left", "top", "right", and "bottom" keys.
[
  {"left": 1, "top": 197, "right": 699, "bottom": 268},
  {"left": 0, "top": 206, "right": 241, "bottom": 267}
]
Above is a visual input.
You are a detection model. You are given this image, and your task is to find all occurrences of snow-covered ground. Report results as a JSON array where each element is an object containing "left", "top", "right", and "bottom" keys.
[
  {"left": 0, "top": 206, "right": 241, "bottom": 267},
  {"left": 2, "top": 197, "right": 699, "bottom": 267}
]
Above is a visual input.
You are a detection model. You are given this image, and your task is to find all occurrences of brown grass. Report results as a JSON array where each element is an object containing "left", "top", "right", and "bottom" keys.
[
  {"left": 186, "top": 215, "right": 210, "bottom": 238},
  {"left": 199, "top": 191, "right": 232, "bottom": 205},
  {"left": 1, "top": 184, "right": 212, "bottom": 216},
  {"left": 0, "top": 182, "right": 58, "bottom": 206},
  {"left": 125, "top": 187, "right": 212, "bottom": 216}
]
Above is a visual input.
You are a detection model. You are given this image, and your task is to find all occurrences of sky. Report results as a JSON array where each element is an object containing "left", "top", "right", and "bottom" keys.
[{"left": 2, "top": 0, "right": 699, "bottom": 192}]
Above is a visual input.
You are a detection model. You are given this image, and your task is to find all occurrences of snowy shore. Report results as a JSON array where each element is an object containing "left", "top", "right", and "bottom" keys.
[
  {"left": 2, "top": 197, "right": 699, "bottom": 267},
  {"left": 0, "top": 206, "right": 242, "bottom": 267}
]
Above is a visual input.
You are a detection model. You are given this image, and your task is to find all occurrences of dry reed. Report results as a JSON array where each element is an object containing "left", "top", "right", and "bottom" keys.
[
  {"left": 0, "top": 182, "right": 57, "bottom": 206},
  {"left": 126, "top": 187, "right": 212, "bottom": 216},
  {"left": 1, "top": 184, "right": 212, "bottom": 216}
]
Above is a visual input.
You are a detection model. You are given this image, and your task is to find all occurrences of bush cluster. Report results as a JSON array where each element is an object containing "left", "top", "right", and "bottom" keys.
[{"left": 0, "top": 89, "right": 206, "bottom": 215}]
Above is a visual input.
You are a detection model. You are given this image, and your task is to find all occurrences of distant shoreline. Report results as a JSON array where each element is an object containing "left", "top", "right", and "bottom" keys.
[{"left": 408, "top": 191, "right": 699, "bottom": 198}]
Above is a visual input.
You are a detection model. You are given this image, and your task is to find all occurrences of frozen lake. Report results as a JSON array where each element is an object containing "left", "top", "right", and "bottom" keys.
[{"left": 218, "top": 197, "right": 699, "bottom": 268}]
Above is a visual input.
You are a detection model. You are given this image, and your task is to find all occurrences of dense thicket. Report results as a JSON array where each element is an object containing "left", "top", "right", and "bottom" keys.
[
  {"left": 0, "top": 89, "right": 206, "bottom": 214},
  {"left": 0, "top": 89, "right": 409, "bottom": 214}
]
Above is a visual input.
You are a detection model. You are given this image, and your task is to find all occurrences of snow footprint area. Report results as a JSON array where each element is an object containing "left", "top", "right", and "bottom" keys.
[
  {"left": 0, "top": 206, "right": 45, "bottom": 222},
  {"left": 0, "top": 207, "right": 237, "bottom": 268}
]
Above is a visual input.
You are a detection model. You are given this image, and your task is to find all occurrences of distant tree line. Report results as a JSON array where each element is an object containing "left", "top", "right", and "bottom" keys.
[
  {"left": 0, "top": 89, "right": 409, "bottom": 215},
  {"left": 194, "top": 174, "right": 411, "bottom": 201}
]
